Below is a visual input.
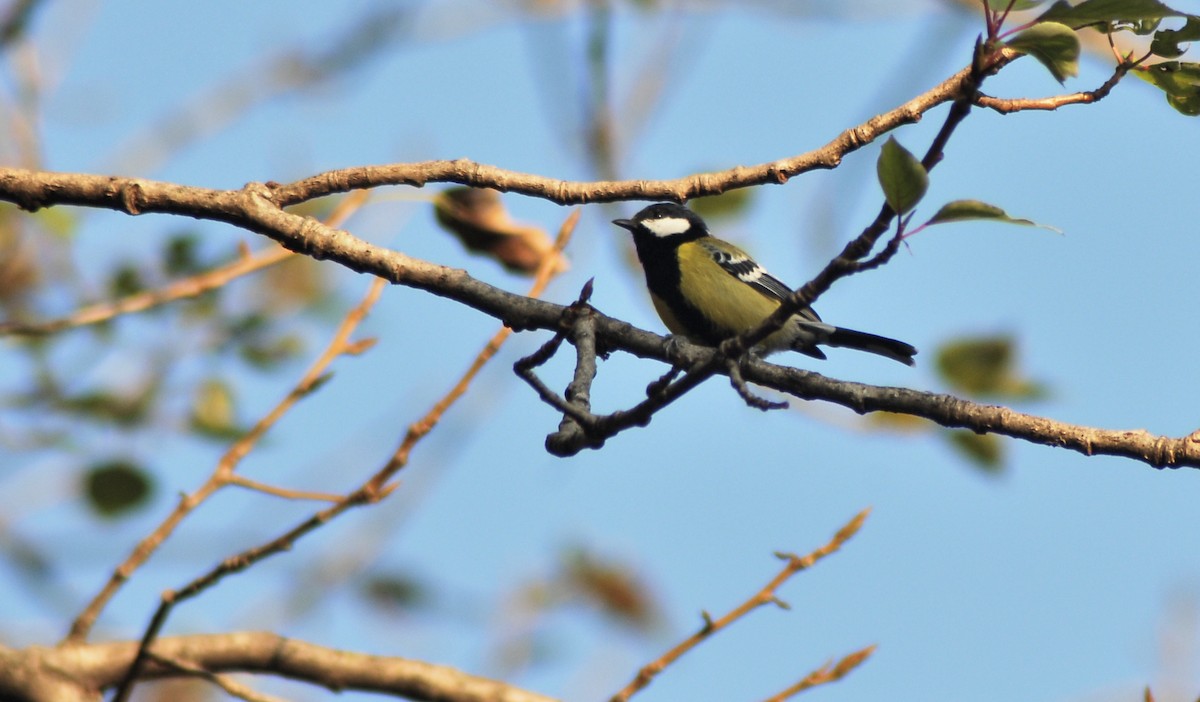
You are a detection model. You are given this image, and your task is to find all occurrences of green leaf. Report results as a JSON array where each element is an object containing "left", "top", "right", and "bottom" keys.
[
  {"left": 34, "top": 207, "right": 78, "bottom": 239},
  {"left": 926, "top": 199, "right": 1060, "bottom": 231},
  {"left": 108, "top": 264, "right": 145, "bottom": 298},
  {"left": 689, "top": 188, "right": 754, "bottom": 221},
  {"left": 945, "top": 431, "right": 1005, "bottom": 473},
  {"left": 1039, "top": 0, "right": 1196, "bottom": 27},
  {"left": 362, "top": 572, "right": 429, "bottom": 610},
  {"left": 190, "top": 378, "right": 240, "bottom": 439},
  {"left": 163, "top": 232, "right": 202, "bottom": 276},
  {"left": 239, "top": 334, "right": 304, "bottom": 369},
  {"left": 876, "top": 137, "right": 928, "bottom": 215},
  {"left": 1150, "top": 17, "right": 1200, "bottom": 57},
  {"left": 84, "top": 460, "right": 154, "bottom": 518},
  {"left": 1006, "top": 22, "right": 1081, "bottom": 82},
  {"left": 986, "top": 0, "right": 1049, "bottom": 11},
  {"left": 1134, "top": 61, "right": 1200, "bottom": 115},
  {"left": 60, "top": 389, "right": 153, "bottom": 427},
  {"left": 936, "top": 336, "right": 1047, "bottom": 400}
]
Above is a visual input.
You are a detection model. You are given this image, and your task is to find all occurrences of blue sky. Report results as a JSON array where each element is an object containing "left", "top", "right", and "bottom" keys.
[{"left": 4, "top": 2, "right": 1200, "bottom": 701}]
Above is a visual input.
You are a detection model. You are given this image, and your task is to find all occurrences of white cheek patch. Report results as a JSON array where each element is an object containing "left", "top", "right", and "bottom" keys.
[{"left": 642, "top": 216, "right": 692, "bottom": 238}]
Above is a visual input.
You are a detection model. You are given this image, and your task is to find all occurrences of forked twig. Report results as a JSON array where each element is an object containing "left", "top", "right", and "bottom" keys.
[
  {"left": 367, "top": 208, "right": 578, "bottom": 492},
  {"left": 109, "top": 209, "right": 577, "bottom": 702},
  {"left": 609, "top": 509, "right": 871, "bottom": 702},
  {"left": 65, "top": 192, "right": 371, "bottom": 645},
  {"left": 146, "top": 651, "right": 291, "bottom": 702}
]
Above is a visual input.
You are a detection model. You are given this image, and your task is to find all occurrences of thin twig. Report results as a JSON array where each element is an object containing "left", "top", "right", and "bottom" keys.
[
  {"left": 367, "top": 208, "right": 577, "bottom": 491},
  {"left": 65, "top": 195, "right": 373, "bottom": 645},
  {"left": 758, "top": 645, "right": 877, "bottom": 702},
  {"left": 725, "top": 357, "right": 788, "bottom": 411},
  {"left": 609, "top": 509, "right": 870, "bottom": 702},
  {"left": 0, "top": 190, "right": 366, "bottom": 337},
  {"left": 976, "top": 51, "right": 1145, "bottom": 114},
  {"left": 110, "top": 210, "right": 576, "bottom": 702},
  {"left": 146, "top": 651, "right": 292, "bottom": 702},
  {"left": 727, "top": 38, "right": 994, "bottom": 362},
  {"left": 0, "top": 245, "right": 288, "bottom": 336},
  {"left": 225, "top": 475, "right": 343, "bottom": 503}
]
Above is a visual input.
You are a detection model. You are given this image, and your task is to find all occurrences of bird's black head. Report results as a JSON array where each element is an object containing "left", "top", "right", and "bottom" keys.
[{"left": 612, "top": 203, "right": 708, "bottom": 244}]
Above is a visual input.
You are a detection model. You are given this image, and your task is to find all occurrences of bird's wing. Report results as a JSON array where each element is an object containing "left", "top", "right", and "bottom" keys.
[{"left": 697, "top": 238, "right": 822, "bottom": 322}]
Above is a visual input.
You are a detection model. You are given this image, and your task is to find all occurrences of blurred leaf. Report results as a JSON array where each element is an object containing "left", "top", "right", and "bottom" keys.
[
  {"left": 935, "top": 336, "right": 1046, "bottom": 399},
  {"left": 141, "top": 678, "right": 215, "bottom": 702},
  {"left": 33, "top": 207, "right": 78, "bottom": 239},
  {"left": 562, "top": 547, "right": 659, "bottom": 632},
  {"left": 60, "top": 388, "right": 154, "bottom": 427},
  {"left": 865, "top": 411, "right": 934, "bottom": 433},
  {"left": 83, "top": 459, "right": 154, "bottom": 518},
  {"left": 689, "top": 188, "right": 754, "bottom": 221},
  {"left": 1134, "top": 61, "right": 1200, "bottom": 115},
  {"left": 1006, "top": 22, "right": 1080, "bottom": 82},
  {"left": 284, "top": 194, "right": 341, "bottom": 221},
  {"left": 227, "top": 312, "right": 269, "bottom": 336},
  {"left": 190, "top": 378, "right": 240, "bottom": 439},
  {"left": 876, "top": 137, "right": 928, "bottom": 215},
  {"left": 986, "top": 0, "right": 1048, "bottom": 9},
  {"left": 926, "top": 200, "right": 1059, "bottom": 231},
  {"left": 362, "top": 571, "right": 429, "bottom": 611},
  {"left": 1, "top": 531, "right": 53, "bottom": 580},
  {"left": 945, "top": 431, "right": 1005, "bottom": 472},
  {"left": 433, "top": 187, "right": 568, "bottom": 275},
  {"left": 0, "top": 230, "right": 38, "bottom": 303},
  {"left": 239, "top": 333, "right": 304, "bottom": 369},
  {"left": 491, "top": 629, "right": 563, "bottom": 677},
  {"left": 109, "top": 264, "right": 145, "bottom": 298},
  {"left": 260, "top": 254, "right": 327, "bottom": 310},
  {"left": 163, "top": 232, "right": 202, "bottom": 276}
]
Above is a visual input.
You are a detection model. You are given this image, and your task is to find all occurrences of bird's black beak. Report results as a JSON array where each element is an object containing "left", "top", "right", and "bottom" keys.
[{"left": 612, "top": 218, "right": 635, "bottom": 231}]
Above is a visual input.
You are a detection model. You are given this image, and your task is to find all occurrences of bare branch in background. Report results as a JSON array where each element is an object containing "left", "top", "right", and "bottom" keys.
[
  {"left": 0, "top": 632, "right": 561, "bottom": 702},
  {"left": 107, "top": 7, "right": 415, "bottom": 175},
  {"left": 108, "top": 212, "right": 576, "bottom": 701},
  {"left": 610, "top": 510, "right": 871, "bottom": 702}
]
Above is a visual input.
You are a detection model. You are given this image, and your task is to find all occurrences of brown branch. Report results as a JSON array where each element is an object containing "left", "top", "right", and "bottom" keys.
[
  {"left": 742, "top": 359, "right": 1200, "bottom": 469},
  {"left": 145, "top": 652, "right": 290, "bottom": 702},
  {"left": 65, "top": 240, "right": 380, "bottom": 645},
  {"left": 370, "top": 208, "right": 577, "bottom": 491},
  {"left": 727, "top": 37, "right": 995, "bottom": 361},
  {"left": 0, "top": 632, "right": 559, "bottom": 702},
  {"left": 758, "top": 645, "right": 877, "bottom": 702},
  {"left": 4, "top": 163, "right": 1194, "bottom": 471},
  {"left": 609, "top": 509, "right": 870, "bottom": 702},
  {"left": 976, "top": 52, "right": 1139, "bottom": 114},
  {"left": 107, "top": 8, "right": 416, "bottom": 175},
  {"left": 0, "top": 50, "right": 1193, "bottom": 470},
  {"left": 110, "top": 212, "right": 576, "bottom": 702},
  {"left": 0, "top": 54, "right": 1018, "bottom": 219},
  {"left": 520, "top": 42, "right": 983, "bottom": 450},
  {"left": 224, "top": 475, "right": 343, "bottom": 503},
  {"left": 0, "top": 190, "right": 366, "bottom": 337},
  {"left": 0, "top": 244, "right": 288, "bottom": 336}
]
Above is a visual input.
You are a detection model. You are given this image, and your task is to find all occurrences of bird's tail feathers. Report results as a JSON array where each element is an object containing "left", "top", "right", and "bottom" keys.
[{"left": 793, "top": 321, "right": 917, "bottom": 366}]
